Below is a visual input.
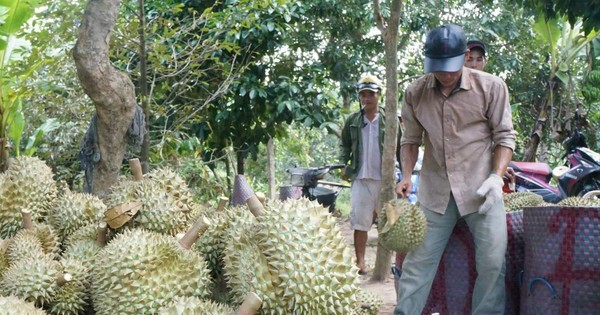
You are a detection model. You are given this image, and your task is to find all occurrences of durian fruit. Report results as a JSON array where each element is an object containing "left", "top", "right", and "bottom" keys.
[
  {"left": 61, "top": 222, "right": 109, "bottom": 263},
  {"left": 503, "top": 192, "right": 544, "bottom": 212},
  {"left": 105, "top": 179, "right": 190, "bottom": 235},
  {"left": 48, "top": 191, "right": 106, "bottom": 242},
  {"left": 158, "top": 296, "right": 235, "bottom": 315},
  {"left": 90, "top": 225, "right": 212, "bottom": 315},
  {"left": 223, "top": 197, "right": 360, "bottom": 314},
  {"left": 49, "top": 257, "right": 91, "bottom": 315},
  {"left": 147, "top": 167, "right": 196, "bottom": 212},
  {"left": 0, "top": 239, "right": 9, "bottom": 280},
  {"left": 0, "top": 252, "right": 63, "bottom": 306},
  {"left": 0, "top": 156, "right": 58, "bottom": 238},
  {"left": 351, "top": 289, "right": 383, "bottom": 315},
  {"left": 558, "top": 196, "right": 600, "bottom": 207},
  {"left": 0, "top": 295, "right": 48, "bottom": 315},
  {"left": 379, "top": 198, "right": 427, "bottom": 253},
  {"left": 6, "top": 211, "right": 61, "bottom": 263}
]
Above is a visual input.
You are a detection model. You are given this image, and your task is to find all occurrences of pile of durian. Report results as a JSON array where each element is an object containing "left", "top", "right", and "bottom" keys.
[{"left": 0, "top": 156, "right": 381, "bottom": 314}]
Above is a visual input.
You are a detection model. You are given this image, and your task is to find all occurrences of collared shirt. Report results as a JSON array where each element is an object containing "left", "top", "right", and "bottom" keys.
[
  {"left": 357, "top": 114, "right": 382, "bottom": 180},
  {"left": 401, "top": 67, "right": 516, "bottom": 215}
]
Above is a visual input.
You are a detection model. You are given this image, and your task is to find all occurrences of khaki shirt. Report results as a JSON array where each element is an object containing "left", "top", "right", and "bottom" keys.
[{"left": 401, "top": 67, "right": 516, "bottom": 215}]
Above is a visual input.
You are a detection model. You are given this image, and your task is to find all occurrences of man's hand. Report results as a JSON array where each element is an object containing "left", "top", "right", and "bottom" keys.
[
  {"left": 476, "top": 174, "right": 504, "bottom": 214},
  {"left": 396, "top": 178, "right": 413, "bottom": 199},
  {"left": 503, "top": 167, "right": 516, "bottom": 192}
]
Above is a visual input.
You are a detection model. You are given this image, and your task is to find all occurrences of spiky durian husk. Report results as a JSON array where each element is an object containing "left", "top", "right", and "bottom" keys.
[
  {"left": 106, "top": 180, "right": 190, "bottom": 235},
  {"left": 0, "top": 295, "right": 48, "bottom": 315},
  {"left": 222, "top": 213, "right": 265, "bottom": 306},
  {"left": 6, "top": 231, "right": 46, "bottom": 264},
  {"left": 91, "top": 229, "right": 212, "bottom": 315},
  {"left": 0, "top": 240, "right": 8, "bottom": 281},
  {"left": 49, "top": 192, "right": 106, "bottom": 242},
  {"left": 224, "top": 198, "right": 359, "bottom": 314},
  {"left": 0, "top": 157, "right": 58, "bottom": 238},
  {"left": 147, "top": 167, "right": 195, "bottom": 212},
  {"left": 351, "top": 289, "right": 383, "bottom": 315},
  {"left": 194, "top": 206, "right": 251, "bottom": 279},
  {"left": 61, "top": 223, "right": 105, "bottom": 263},
  {"left": 379, "top": 199, "right": 427, "bottom": 253},
  {"left": 503, "top": 192, "right": 544, "bottom": 212},
  {"left": 558, "top": 196, "right": 600, "bottom": 207},
  {"left": 49, "top": 258, "right": 91, "bottom": 315},
  {"left": 158, "top": 296, "right": 235, "bottom": 315},
  {"left": 0, "top": 253, "right": 61, "bottom": 306}
]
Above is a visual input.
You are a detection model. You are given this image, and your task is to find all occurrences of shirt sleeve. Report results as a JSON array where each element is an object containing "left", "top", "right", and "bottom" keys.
[
  {"left": 487, "top": 80, "right": 517, "bottom": 151},
  {"left": 400, "top": 88, "right": 425, "bottom": 147},
  {"left": 339, "top": 117, "right": 352, "bottom": 164}
]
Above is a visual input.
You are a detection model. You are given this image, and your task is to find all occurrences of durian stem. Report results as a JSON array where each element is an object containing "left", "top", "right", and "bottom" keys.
[
  {"left": 255, "top": 192, "right": 266, "bottom": 206},
  {"left": 21, "top": 209, "right": 33, "bottom": 229},
  {"left": 236, "top": 292, "right": 262, "bottom": 315},
  {"left": 246, "top": 195, "right": 265, "bottom": 217},
  {"left": 56, "top": 273, "right": 72, "bottom": 286},
  {"left": 217, "top": 196, "right": 229, "bottom": 211},
  {"left": 178, "top": 216, "right": 211, "bottom": 250},
  {"left": 129, "top": 158, "right": 144, "bottom": 181},
  {"left": 97, "top": 222, "right": 108, "bottom": 247}
]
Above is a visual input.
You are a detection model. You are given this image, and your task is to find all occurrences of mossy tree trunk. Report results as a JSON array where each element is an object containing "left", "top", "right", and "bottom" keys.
[
  {"left": 73, "top": 0, "right": 137, "bottom": 198},
  {"left": 371, "top": 0, "right": 402, "bottom": 282}
]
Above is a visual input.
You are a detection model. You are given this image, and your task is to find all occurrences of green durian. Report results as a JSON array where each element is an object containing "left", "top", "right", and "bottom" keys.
[
  {"left": 90, "top": 228, "right": 212, "bottom": 315},
  {"left": 106, "top": 180, "right": 190, "bottom": 235},
  {"left": 61, "top": 223, "right": 107, "bottom": 263},
  {"left": 503, "top": 192, "right": 544, "bottom": 212},
  {"left": 223, "top": 198, "right": 359, "bottom": 314},
  {"left": 0, "top": 253, "right": 62, "bottom": 306},
  {"left": 158, "top": 296, "right": 235, "bottom": 315},
  {"left": 147, "top": 167, "right": 195, "bottom": 212},
  {"left": 0, "top": 295, "right": 48, "bottom": 315},
  {"left": 379, "top": 199, "right": 427, "bottom": 253},
  {"left": 48, "top": 191, "right": 106, "bottom": 242},
  {"left": 0, "top": 156, "right": 58, "bottom": 238},
  {"left": 6, "top": 223, "right": 60, "bottom": 264},
  {"left": 351, "top": 289, "right": 383, "bottom": 315},
  {"left": 49, "top": 258, "right": 91, "bottom": 315},
  {"left": 558, "top": 196, "right": 600, "bottom": 207}
]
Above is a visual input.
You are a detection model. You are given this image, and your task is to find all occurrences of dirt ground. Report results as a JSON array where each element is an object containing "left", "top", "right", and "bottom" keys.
[{"left": 337, "top": 216, "right": 397, "bottom": 315}]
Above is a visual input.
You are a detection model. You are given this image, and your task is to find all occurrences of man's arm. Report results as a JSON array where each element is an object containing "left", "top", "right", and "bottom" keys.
[
  {"left": 395, "top": 143, "right": 419, "bottom": 198},
  {"left": 491, "top": 145, "right": 513, "bottom": 177}
]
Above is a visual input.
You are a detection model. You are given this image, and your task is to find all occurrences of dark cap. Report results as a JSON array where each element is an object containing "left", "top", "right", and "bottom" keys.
[
  {"left": 424, "top": 24, "right": 467, "bottom": 73},
  {"left": 467, "top": 39, "right": 486, "bottom": 56}
]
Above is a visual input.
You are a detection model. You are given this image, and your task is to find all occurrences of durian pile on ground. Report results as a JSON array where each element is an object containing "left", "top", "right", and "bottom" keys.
[{"left": 0, "top": 156, "right": 381, "bottom": 314}]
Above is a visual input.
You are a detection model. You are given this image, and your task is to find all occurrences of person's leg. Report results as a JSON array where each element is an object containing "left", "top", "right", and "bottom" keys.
[
  {"left": 350, "top": 179, "right": 376, "bottom": 273},
  {"left": 394, "top": 196, "right": 460, "bottom": 315},
  {"left": 354, "top": 230, "right": 368, "bottom": 274},
  {"left": 463, "top": 199, "right": 507, "bottom": 314}
]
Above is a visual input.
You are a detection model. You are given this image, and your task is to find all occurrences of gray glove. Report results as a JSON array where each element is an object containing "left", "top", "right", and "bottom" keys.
[{"left": 476, "top": 174, "right": 504, "bottom": 214}]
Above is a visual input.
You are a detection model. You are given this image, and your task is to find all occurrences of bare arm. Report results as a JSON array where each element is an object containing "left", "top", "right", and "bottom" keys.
[
  {"left": 491, "top": 145, "right": 513, "bottom": 177},
  {"left": 395, "top": 144, "right": 419, "bottom": 198}
]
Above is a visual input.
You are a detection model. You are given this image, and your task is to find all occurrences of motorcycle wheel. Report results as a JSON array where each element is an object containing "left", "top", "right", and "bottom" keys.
[{"left": 573, "top": 173, "right": 600, "bottom": 198}]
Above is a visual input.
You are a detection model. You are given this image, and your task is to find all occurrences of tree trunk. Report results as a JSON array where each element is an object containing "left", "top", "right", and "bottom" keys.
[
  {"left": 371, "top": 0, "right": 402, "bottom": 282},
  {"left": 138, "top": 0, "right": 150, "bottom": 174},
  {"left": 267, "top": 137, "right": 276, "bottom": 200},
  {"left": 73, "top": 0, "right": 138, "bottom": 198},
  {"left": 522, "top": 97, "right": 550, "bottom": 162}
]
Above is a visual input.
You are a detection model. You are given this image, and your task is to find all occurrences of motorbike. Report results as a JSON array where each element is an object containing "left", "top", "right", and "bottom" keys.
[
  {"left": 287, "top": 164, "right": 350, "bottom": 212},
  {"left": 504, "top": 130, "right": 600, "bottom": 203}
]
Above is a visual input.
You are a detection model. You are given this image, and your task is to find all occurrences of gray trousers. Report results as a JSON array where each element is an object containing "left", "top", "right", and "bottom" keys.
[{"left": 394, "top": 195, "right": 507, "bottom": 315}]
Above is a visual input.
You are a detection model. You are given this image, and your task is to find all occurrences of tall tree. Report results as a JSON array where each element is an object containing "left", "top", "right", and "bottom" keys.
[
  {"left": 370, "top": 0, "right": 402, "bottom": 282},
  {"left": 73, "top": 0, "right": 138, "bottom": 197}
]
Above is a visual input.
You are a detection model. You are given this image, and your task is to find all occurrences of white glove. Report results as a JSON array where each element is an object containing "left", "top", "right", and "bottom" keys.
[{"left": 476, "top": 174, "right": 504, "bottom": 214}]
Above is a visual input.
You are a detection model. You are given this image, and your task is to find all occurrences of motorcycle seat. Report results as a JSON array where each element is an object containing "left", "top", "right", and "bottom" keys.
[{"left": 510, "top": 161, "right": 552, "bottom": 176}]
